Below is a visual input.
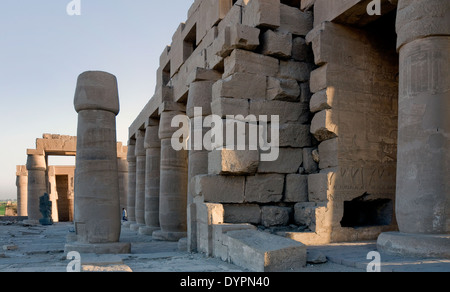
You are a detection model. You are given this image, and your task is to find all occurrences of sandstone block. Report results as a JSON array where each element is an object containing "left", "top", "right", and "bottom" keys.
[
  {"left": 285, "top": 174, "right": 308, "bottom": 203},
  {"left": 249, "top": 100, "right": 310, "bottom": 124},
  {"left": 262, "top": 30, "right": 292, "bottom": 59},
  {"left": 278, "top": 60, "right": 311, "bottom": 82},
  {"left": 266, "top": 77, "right": 300, "bottom": 101},
  {"left": 310, "top": 109, "right": 337, "bottom": 141},
  {"left": 318, "top": 138, "right": 338, "bottom": 169},
  {"left": 223, "top": 204, "right": 261, "bottom": 224},
  {"left": 214, "top": 24, "right": 261, "bottom": 57},
  {"left": 213, "top": 73, "right": 267, "bottom": 100},
  {"left": 258, "top": 148, "right": 303, "bottom": 174},
  {"left": 223, "top": 230, "right": 306, "bottom": 272},
  {"left": 211, "top": 97, "right": 250, "bottom": 118},
  {"left": 194, "top": 174, "right": 245, "bottom": 203},
  {"left": 243, "top": 0, "right": 281, "bottom": 29},
  {"left": 294, "top": 202, "right": 317, "bottom": 227},
  {"left": 277, "top": 4, "right": 313, "bottom": 36},
  {"left": 310, "top": 89, "right": 332, "bottom": 113},
  {"left": 278, "top": 123, "right": 312, "bottom": 148},
  {"left": 302, "top": 148, "right": 319, "bottom": 174},
  {"left": 261, "top": 206, "right": 291, "bottom": 227},
  {"left": 208, "top": 148, "right": 259, "bottom": 175},
  {"left": 308, "top": 171, "right": 333, "bottom": 202},
  {"left": 292, "top": 37, "right": 310, "bottom": 61},
  {"left": 224, "top": 49, "right": 279, "bottom": 78},
  {"left": 245, "top": 174, "right": 285, "bottom": 203}
]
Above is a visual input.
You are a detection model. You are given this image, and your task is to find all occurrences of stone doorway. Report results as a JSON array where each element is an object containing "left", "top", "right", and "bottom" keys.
[{"left": 56, "top": 175, "right": 72, "bottom": 222}]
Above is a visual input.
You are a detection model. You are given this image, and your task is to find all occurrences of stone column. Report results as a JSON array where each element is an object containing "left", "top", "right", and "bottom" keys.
[
  {"left": 47, "top": 166, "right": 59, "bottom": 223},
  {"left": 16, "top": 165, "right": 28, "bottom": 217},
  {"left": 153, "top": 102, "right": 189, "bottom": 241},
  {"left": 25, "top": 150, "right": 46, "bottom": 225},
  {"left": 123, "top": 139, "right": 136, "bottom": 228},
  {"left": 186, "top": 80, "right": 215, "bottom": 252},
  {"left": 139, "top": 120, "right": 161, "bottom": 235},
  {"left": 117, "top": 157, "right": 128, "bottom": 213},
  {"left": 65, "top": 71, "right": 130, "bottom": 254},
  {"left": 378, "top": 0, "right": 450, "bottom": 258},
  {"left": 131, "top": 129, "right": 146, "bottom": 231}
]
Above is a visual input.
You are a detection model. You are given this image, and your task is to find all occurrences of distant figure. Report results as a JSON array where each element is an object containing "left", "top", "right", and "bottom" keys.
[{"left": 122, "top": 208, "right": 128, "bottom": 221}]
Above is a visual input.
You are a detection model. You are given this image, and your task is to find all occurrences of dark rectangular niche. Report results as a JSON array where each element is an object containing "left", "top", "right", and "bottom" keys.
[{"left": 340, "top": 193, "right": 393, "bottom": 228}]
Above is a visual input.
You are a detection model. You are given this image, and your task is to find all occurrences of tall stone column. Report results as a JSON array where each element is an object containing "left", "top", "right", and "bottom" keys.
[
  {"left": 65, "top": 71, "right": 130, "bottom": 254},
  {"left": 117, "top": 157, "right": 128, "bottom": 213},
  {"left": 24, "top": 150, "right": 46, "bottom": 225},
  {"left": 16, "top": 165, "right": 28, "bottom": 217},
  {"left": 139, "top": 120, "right": 161, "bottom": 235},
  {"left": 153, "top": 102, "right": 189, "bottom": 241},
  {"left": 123, "top": 139, "right": 136, "bottom": 228},
  {"left": 378, "top": 0, "right": 450, "bottom": 258},
  {"left": 131, "top": 129, "right": 146, "bottom": 231},
  {"left": 186, "top": 80, "right": 215, "bottom": 252}
]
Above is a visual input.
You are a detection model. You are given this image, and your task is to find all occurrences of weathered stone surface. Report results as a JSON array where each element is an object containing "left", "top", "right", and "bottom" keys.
[
  {"left": 294, "top": 202, "right": 317, "bottom": 227},
  {"left": 266, "top": 77, "right": 300, "bottom": 101},
  {"left": 224, "top": 49, "right": 279, "bottom": 78},
  {"left": 278, "top": 60, "right": 311, "bottom": 82},
  {"left": 278, "top": 123, "right": 312, "bottom": 148},
  {"left": 301, "top": 148, "right": 317, "bottom": 174},
  {"left": 214, "top": 24, "right": 260, "bottom": 57},
  {"left": 243, "top": 0, "right": 281, "bottom": 29},
  {"left": 194, "top": 175, "right": 245, "bottom": 203},
  {"left": 308, "top": 171, "right": 333, "bottom": 203},
  {"left": 285, "top": 174, "right": 308, "bottom": 203},
  {"left": 249, "top": 100, "right": 310, "bottom": 124},
  {"left": 292, "top": 37, "right": 310, "bottom": 62},
  {"left": 245, "top": 174, "right": 285, "bottom": 203},
  {"left": 211, "top": 97, "right": 250, "bottom": 118},
  {"left": 213, "top": 73, "right": 267, "bottom": 100},
  {"left": 318, "top": 138, "right": 338, "bottom": 169},
  {"left": 261, "top": 206, "right": 291, "bottom": 227},
  {"left": 223, "top": 204, "right": 261, "bottom": 224},
  {"left": 209, "top": 148, "right": 259, "bottom": 175},
  {"left": 223, "top": 230, "right": 306, "bottom": 272},
  {"left": 262, "top": 30, "right": 292, "bottom": 59},
  {"left": 258, "top": 148, "right": 303, "bottom": 174},
  {"left": 310, "top": 109, "right": 337, "bottom": 141},
  {"left": 278, "top": 4, "right": 313, "bottom": 36}
]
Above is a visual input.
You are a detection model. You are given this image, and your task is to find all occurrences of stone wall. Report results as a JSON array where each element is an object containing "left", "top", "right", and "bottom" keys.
[{"left": 126, "top": 0, "right": 407, "bottom": 268}]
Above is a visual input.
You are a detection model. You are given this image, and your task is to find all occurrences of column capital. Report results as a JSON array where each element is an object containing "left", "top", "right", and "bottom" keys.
[{"left": 396, "top": 0, "right": 450, "bottom": 50}]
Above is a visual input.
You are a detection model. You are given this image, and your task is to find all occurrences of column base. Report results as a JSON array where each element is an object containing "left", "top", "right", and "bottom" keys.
[
  {"left": 22, "top": 219, "right": 39, "bottom": 226},
  {"left": 377, "top": 232, "right": 450, "bottom": 259},
  {"left": 122, "top": 221, "right": 134, "bottom": 228},
  {"left": 64, "top": 241, "right": 131, "bottom": 255},
  {"left": 130, "top": 223, "right": 145, "bottom": 231},
  {"left": 152, "top": 230, "right": 187, "bottom": 242},
  {"left": 138, "top": 226, "right": 160, "bottom": 236}
]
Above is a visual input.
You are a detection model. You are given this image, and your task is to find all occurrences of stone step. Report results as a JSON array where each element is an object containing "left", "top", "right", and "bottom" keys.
[{"left": 222, "top": 229, "right": 306, "bottom": 272}]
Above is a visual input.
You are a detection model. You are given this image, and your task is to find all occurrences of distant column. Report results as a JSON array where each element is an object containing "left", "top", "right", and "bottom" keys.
[
  {"left": 153, "top": 102, "right": 188, "bottom": 241},
  {"left": 378, "top": 0, "right": 450, "bottom": 258},
  {"left": 123, "top": 139, "right": 136, "bottom": 228},
  {"left": 117, "top": 156, "right": 128, "bottom": 213},
  {"left": 65, "top": 71, "right": 130, "bottom": 254},
  {"left": 131, "top": 129, "right": 146, "bottom": 231},
  {"left": 16, "top": 165, "right": 28, "bottom": 217},
  {"left": 139, "top": 120, "right": 161, "bottom": 235},
  {"left": 25, "top": 150, "right": 46, "bottom": 225}
]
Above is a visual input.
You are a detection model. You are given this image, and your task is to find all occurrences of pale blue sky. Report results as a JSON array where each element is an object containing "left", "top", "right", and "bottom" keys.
[{"left": 0, "top": 0, "right": 194, "bottom": 200}]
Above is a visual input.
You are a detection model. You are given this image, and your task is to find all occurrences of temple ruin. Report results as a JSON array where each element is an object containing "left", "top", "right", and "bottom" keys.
[
  {"left": 15, "top": 0, "right": 450, "bottom": 271},
  {"left": 16, "top": 134, "right": 128, "bottom": 225}
]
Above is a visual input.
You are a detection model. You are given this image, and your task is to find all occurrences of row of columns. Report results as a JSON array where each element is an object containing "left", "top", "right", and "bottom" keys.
[{"left": 125, "top": 80, "right": 215, "bottom": 243}]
